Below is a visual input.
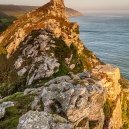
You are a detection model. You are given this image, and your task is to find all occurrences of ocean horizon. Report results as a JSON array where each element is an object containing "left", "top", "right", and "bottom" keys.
[{"left": 70, "top": 14, "right": 129, "bottom": 81}]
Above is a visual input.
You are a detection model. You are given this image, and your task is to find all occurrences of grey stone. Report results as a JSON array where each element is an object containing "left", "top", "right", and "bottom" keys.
[
  {"left": 0, "top": 101, "right": 14, "bottom": 119},
  {"left": 17, "top": 111, "right": 74, "bottom": 129},
  {"left": 17, "top": 67, "right": 27, "bottom": 77},
  {"left": 14, "top": 56, "right": 24, "bottom": 69}
]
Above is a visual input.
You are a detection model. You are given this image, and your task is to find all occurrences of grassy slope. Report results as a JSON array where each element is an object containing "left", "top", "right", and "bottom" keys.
[{"left": 0, "top": 92, "right": 34, "bottom": 129}]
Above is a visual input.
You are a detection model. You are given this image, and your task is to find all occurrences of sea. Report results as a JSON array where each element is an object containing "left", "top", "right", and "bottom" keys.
[{"left": 69, "top": 14, "right": 129, "bottom": 81}]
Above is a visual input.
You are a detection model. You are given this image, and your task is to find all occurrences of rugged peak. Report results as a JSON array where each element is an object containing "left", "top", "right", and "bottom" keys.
[
  {"left": 49, "top": 0, "right": 66, "bottom": 17},
  {"left": 50, "top": 0, "right": 65, "bottom": 6}
]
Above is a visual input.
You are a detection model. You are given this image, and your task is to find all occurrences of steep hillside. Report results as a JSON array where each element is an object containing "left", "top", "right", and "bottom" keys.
[
  {"left": 0, "top": 5, "right": 26, "bottom": 17},
  {"left": 0, "top": 0, "right": 129, "bottom": 129},
  {"left": 0, "top": 20, "right": 6, "bottom": 32}
]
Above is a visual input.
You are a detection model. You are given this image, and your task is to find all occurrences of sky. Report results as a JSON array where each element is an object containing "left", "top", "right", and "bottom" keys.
[{"left": 0, "top": 0, "right": 129, "bottom": 14}]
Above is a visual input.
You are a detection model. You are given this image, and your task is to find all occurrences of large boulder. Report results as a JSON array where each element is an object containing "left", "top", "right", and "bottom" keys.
[{"left": 17, "top": 111, "right": 73, "bottom": 129}]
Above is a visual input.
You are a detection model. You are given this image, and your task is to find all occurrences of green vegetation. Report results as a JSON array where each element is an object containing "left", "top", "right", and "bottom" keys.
[
  {"left": 103, "top": 99, "right": 117, "bottom": 128},
  {"left": 0, "top": 92, "right": 34, "bottom": 129},
  {"left": 73, "top": 29, "right": 79, "bottom": 34},
  {"left": 119, "top": 76, "right": 129, "bottom": 128},
  {"left": 0, "top": 45, "right": 27, "bottom": 97},
  {"left": 0, "top": 18, "right": 15, "bottom": 33},
  {"left": 89, "top": 121, "right": 99, "bottom": 129},
  {"left": 53, "top": 38, "right": 84, "bottom": 76},
  {"left": 0, "top": 18, "right": 14, "bottom": 24},
  {"left": 119, "top": 76, "right": 129, "bottom": 89},
  {"left": 121, "top": 92, "right": 129, "bottom": 129},
  {"left": 103, "top": 99, "right": 112, "bottom": 119}
]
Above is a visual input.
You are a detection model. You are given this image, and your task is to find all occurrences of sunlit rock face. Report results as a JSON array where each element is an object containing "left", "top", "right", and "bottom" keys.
[
  {"left": 49, "top": 0, "right": 66, "bottom": 17},
  {"left": 51, "top": 0, "right": 64, "bottom": 6},
  {"left": 93, "top": 64, "right": 121, "bottom": 101},
  {"left": 92, "top": 64, "right": 122, "bottom": 129}
]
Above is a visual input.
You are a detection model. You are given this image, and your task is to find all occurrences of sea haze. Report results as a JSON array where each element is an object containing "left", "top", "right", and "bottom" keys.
[{"left": 69, "top": 14, "right": 129, "bottom": 80}]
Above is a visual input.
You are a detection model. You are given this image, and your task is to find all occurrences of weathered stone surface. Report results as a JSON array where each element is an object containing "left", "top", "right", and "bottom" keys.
[
  {"left": 27, "top": 55, "right": 60, "bottom": 85},
  {"left": 20, "top": 63, "right": 123, "bottom": 129},
  {"left": 50, "top": 0, "right": 66, "bottom": 18},
  {"left": 14, "top": 56, "right": 24, "bottom": 69},
  {"left": 17, "top": 67, "right": 27, "bottom": 76},
  {"left": 24, "top": 88, "right": 40, "bottom": 95},
  {"left": 41, "top": 75, "right": 106, "bottom": 127},
  {"left": 31, "top": 96, "right": 41, "bottom": 110},
  {"left": 0, "top": 101, "right": 14, "bottom": 119},
  {"left": 69, "top": 64, "right": 75, "bottom": 69},
  {"left": 44, "top": 76, "right": 72, "bottom": 86},
  {"left": 17, "top": 111, "right": 73, "bottom": 129},
  {"left": 92, "top": 64, "right": 122, "bottom": 129},
  {"left": 78, "top": 71, "right": 91, "bottom": 79}
]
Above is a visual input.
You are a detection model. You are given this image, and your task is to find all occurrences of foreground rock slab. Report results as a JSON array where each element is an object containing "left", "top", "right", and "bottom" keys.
[{"left": 17, "top": 111, "right": 73, "bottom": 129}]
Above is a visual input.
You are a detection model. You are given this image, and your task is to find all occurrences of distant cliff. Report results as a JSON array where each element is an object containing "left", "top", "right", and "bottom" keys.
[
  {"left": 0, "top": 4, "right": 82, "bottom": 18},
  {"left": 66, "top": 7, "right": 82, "bottom": 17}
]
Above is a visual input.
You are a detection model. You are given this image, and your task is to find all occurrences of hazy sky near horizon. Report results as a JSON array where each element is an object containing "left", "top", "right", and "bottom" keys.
[{"left": 0, "top": 0, "right": 129, "bottom": 12}]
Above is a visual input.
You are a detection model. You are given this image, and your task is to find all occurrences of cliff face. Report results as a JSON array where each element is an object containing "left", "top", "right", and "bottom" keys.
[
  {"left": 0, "top": 0, "right": 128, "bottom": 129},
  {"left": 93, "top": 65, "right": 122, "bottom": 129},
  {"left": 66, "top": 7, "right": 82, "bottom": 17}
]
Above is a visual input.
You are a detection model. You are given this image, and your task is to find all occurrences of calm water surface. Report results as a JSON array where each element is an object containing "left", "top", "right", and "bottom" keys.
[{"left": 70, "top": 14, "right": 129, "bottom": 80}]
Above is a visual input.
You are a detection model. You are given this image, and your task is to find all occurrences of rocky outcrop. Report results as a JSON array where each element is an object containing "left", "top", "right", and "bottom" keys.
[
  {"left": 49, "top": 0, "right": 66, "bottom": 18},
  {"left": 13, "top": 30, "right": 60, "bottom": 85},
  {"left": 17, "top": 111, "right": 73, "bottom": 129},
  {"left": 20, "top": 70, "right": 108, "bottom": 128},
  {"left": 18, "top": 64, "right": 122, "bottom": 129},
  {"left": 92, "top": 64, "right": 122, "bottom": 129}
]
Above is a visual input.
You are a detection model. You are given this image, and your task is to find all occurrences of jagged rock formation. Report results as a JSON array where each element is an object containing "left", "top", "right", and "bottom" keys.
[
  {"left": 0, "top": 0, "right": 129, "bottom": 129},
  {"left": 17, "top": 111, "right": 73, "bottom": 129},
  {"left": 16, "top": 64, "right": 122, "bottom": 129},
  {"left": 92, "top": 64, "right": 122, "bottom": 129}
]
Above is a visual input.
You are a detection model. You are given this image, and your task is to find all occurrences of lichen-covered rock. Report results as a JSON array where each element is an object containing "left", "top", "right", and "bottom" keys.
[
  {"left": 21, "top": 64, "right": 123, "bottom": 129},
  {"left": 26, "top": 72, "right": 106, "bottom": 128},
  {"left": 17, "top": 67, "right": 27, "bottom": 76},
  {"left": 14, "top": 56, "right": 24, "bottom": 69},
  {"left": 92, "top": 64, "right": 121, "bottom": 101},
  {"left": 0, "top": 101, "right": 14, "bottom": 119},
  {"left": 27, "top": 55, "right": 60, "bottom": 85},
  {"left": 17, "top": 111, "right": 74, "bottom": 129},
  {"left": 44, "top": 76, "right": 73, "bottom": 86}
]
